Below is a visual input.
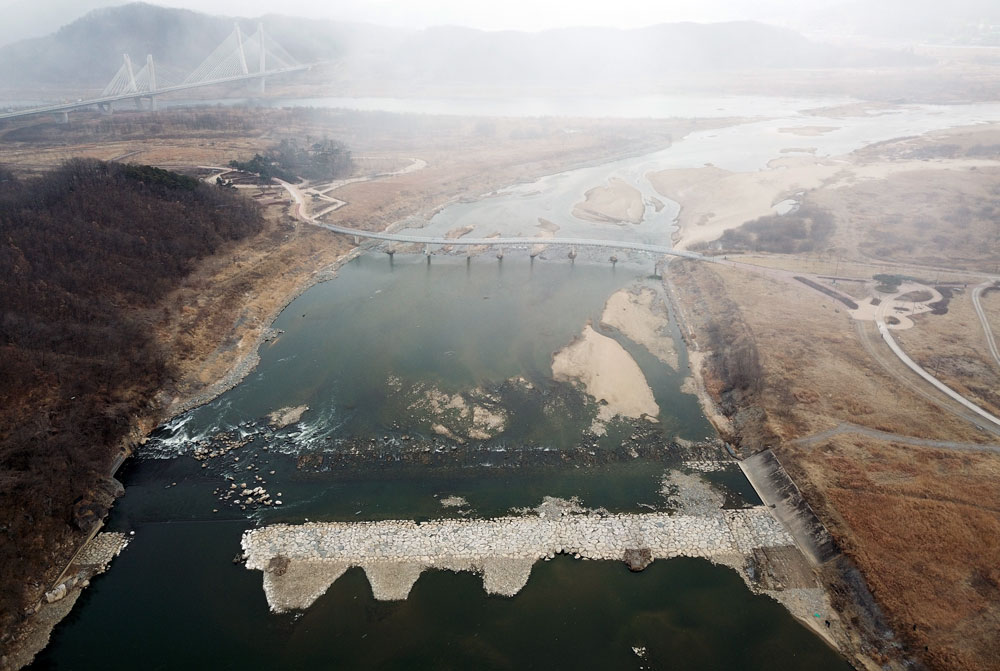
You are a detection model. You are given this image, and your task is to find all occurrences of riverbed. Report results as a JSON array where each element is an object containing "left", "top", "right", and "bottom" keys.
[
  {"left": 32, "top": 96, "right": 1000, "bottom": 669},
  {"left": 31, "top": 254, "right": 850, "bottom": 670}
]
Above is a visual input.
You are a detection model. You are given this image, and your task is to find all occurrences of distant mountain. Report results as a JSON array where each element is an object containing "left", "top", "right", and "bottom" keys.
[
  {"left": 796, "top": 0, "right": 1000, "bottom": 43},
  {"left": 0, "top": 0, "right": 120, "bottom": 48},
  {"left": 0, "top": 2, "right": 922, "bottom": 94}
]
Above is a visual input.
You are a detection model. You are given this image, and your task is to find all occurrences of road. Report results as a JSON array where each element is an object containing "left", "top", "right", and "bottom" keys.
[
  {"left": 791, "top": 422, "right": 1000, "bottom": 455},
  {"left": 972, "top": 281, "right": 1000, "bottom": 369},
  {"left": 874, "top": 317, "right": 1000, "bottom": 429}
]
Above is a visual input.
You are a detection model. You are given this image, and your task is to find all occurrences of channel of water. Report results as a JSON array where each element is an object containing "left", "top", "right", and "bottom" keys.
[{"left": 32, "top": 97, "right": 1000, "bottom": 669}]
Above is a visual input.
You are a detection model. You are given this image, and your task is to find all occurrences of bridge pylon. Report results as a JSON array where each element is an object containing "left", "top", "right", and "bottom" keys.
[
  {"left": 146, "top": 54, "right": 158, "bottom": 111},
  {"left": 257, "top": 23, "right": 266, "bottom": 95}
]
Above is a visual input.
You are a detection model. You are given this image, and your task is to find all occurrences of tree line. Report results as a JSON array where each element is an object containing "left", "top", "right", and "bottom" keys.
[
  {"left": 229, "top": 138, "right": 352, "bottom": 184},
  {"left": 0, "top": 159, "right": 263, "bottom": 638}
]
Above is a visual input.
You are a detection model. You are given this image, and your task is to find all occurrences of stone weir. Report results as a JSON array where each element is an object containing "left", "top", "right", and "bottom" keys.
[{"left": 241, "top": 502, "right": 794, "bottom": 612}]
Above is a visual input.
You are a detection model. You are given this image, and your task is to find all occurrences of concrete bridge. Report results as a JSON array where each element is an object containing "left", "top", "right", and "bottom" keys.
[{"left": 312, "top": 220, "right": 709, "bottom": 262}]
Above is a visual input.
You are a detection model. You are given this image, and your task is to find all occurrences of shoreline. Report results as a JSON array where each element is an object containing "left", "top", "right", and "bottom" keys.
[
  {"left": 6, "top": 124, "right": 712, "bottom": 669},
  {"left": 7, "top": 109, "right": 898, "bottom": 668}
]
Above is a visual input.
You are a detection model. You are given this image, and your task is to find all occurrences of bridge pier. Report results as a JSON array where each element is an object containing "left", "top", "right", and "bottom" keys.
[
  {"left": 568, "top": 247, "right": 576, "bottom": 264},
  {"left": 58, "top": 111, "right": 69, "bottom": 124},
  {"left": 610, "top": 255, "right": 618, "bottom": 268},
  {"left": 496, "top": 246, "right": 504, "bottom": 261}
]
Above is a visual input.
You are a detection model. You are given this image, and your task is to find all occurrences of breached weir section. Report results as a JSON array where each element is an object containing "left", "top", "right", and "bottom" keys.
[{"left": 241, "top": 504, "right": 793, "bottom": 612}]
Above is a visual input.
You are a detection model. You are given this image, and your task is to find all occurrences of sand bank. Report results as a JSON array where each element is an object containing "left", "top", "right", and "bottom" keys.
[
  {"left": 647, "top": 158, "right": 845, "bottom": 250},
  {"left": 777, "top": 126, "right": 839, "bottom": 137},
  {"left": 552, "top": 325, "right": 658, "bottom": 433},
  {"left": 600, "top": 287, "right": 677, "bottom": 368},
  {"left": 649, "top": 156, "right": 998, "bottom": 251},
  {"left": 572, "top": 178, "right": 645, "bottom": 224}
]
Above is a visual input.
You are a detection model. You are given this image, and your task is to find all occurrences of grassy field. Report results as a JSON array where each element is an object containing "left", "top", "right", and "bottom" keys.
[{"left": 667, "top": 125, "right": 1000, "bottom": 671}]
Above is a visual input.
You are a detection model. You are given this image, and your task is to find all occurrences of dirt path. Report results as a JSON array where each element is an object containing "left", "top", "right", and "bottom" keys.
[{"left": 791, "top": 422, "right": 1000, "bottom": 454}]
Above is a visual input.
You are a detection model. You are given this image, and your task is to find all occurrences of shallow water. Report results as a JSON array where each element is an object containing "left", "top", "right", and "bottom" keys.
[
  {"left": 35, "top": 521, "right": 848, "bottom": 671},
  {"left": 37, "top": 93, "right": 992, "bottom": 668},
  {"left": 32, "top": 255, "right": 850, "bottom": 670},
  {"left": 396, "top": 101, "right": 1000, "bottom": 247}
]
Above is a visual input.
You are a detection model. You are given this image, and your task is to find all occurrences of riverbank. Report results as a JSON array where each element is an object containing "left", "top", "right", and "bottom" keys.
[
  {"left": 666, "top": 254, "right": 1000, "bottom": 671},
  {"left": 1, "top": 109, "right": 723, "bottom": 670}
]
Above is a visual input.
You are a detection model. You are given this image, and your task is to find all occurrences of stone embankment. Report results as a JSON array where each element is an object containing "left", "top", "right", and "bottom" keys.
[{"left": 241, "top": 503, "right": 793, "bottom": 612}]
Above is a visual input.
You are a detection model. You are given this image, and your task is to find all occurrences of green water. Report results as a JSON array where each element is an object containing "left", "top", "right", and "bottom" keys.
[{"left": 31, "top": 255, "right": 851, "bottom": 670}]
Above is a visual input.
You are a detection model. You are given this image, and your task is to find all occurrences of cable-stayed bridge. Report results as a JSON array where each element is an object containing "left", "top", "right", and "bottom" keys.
[{"left": 0, "top": 23, "right": 317, "bottom": 122}]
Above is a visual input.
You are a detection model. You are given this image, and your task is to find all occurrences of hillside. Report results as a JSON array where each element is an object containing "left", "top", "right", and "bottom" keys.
[
  {"left": 0, "top": 3, "right": 920, "bottom": 95},
  {"left": 0, "top": 159, "right": 263, "bottom": 641}
]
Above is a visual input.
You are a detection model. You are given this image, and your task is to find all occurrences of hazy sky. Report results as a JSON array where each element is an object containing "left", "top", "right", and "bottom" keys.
[
  {"left": 159, "top": 0, "right": 843, "bottom": 29},
  {"left": 0, "top": 0, "right": 845, "bottom": 32}
]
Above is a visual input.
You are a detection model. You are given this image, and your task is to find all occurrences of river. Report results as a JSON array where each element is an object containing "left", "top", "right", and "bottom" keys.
[{"left": 31, "top": 96, "right": 1000, "bottom": 670}]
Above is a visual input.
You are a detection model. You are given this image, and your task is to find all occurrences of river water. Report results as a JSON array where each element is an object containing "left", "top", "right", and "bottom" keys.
[{"left": 32, "top": 96, "right": 1000, "bottom": 669}]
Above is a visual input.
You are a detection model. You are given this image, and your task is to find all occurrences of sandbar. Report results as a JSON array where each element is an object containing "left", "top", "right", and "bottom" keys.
[
  {"left": 552, "top": 325, "right": 659, "bottom": 432},
  {"left": 572, "top": 178, "right": 645, "bottom": 225},
  {"left": 600, "top": 287, "right": 677, "bottom": 368}
]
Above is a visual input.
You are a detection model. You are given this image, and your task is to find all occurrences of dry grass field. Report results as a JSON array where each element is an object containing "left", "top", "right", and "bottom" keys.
[
  {"left": 669, "top": 259, "right": 1000, "bottom": 671},
  {"left": 670, "top": 261, "right": 988, "bottom": 444},
  {"left": 788, "top": 435, "right": 1000, "bottom": 671},
  {"left": 893, "top": 287, "right": 1000, "bottom": 418},
  {"left": 809, "top": 166, "right": 1000, "bottom": 273}
]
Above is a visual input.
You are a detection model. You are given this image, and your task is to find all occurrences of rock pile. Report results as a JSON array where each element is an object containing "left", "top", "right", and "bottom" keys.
[{"left": 241, "top": 503, "right": 793, "bottom": 612}]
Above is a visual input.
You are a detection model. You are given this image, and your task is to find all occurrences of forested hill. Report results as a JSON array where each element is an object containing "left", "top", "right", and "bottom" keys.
[
  {"left": 0, "top": 159, "right": 263, "bottom": 634},
  {"left": 0, "top": 2, "right": 920, "bottom": 92}
]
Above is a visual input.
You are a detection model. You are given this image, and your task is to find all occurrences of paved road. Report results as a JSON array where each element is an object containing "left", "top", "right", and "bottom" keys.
[
  {"left": 791, "top": 422, "right": 1000, "bottom": 455},
  {"left": 853, "top": 320, "right": 1000, "bottom": 437},
  {"left": 311, "top": 220, "right": 708, "bottom": 260},
  {"left": 875, "top": 319, "right": 1000, "bottom": 429},
  {"left": 972, "top": 281, "right": 1000, "bottom": 368}
]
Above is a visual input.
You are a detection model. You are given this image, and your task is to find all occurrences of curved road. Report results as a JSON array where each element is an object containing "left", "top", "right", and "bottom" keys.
[
  {"left": 972, "top": 281, "right": 1000, "bottom": 369},
  {"left": 852, "top": 320, "right": 1000, "bottom": 437},
  {"left": 874, "top": 317, "right": 1000, "bottom": 430}
]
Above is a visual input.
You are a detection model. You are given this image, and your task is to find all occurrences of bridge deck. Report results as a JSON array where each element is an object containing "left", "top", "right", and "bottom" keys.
[
  {"left": 313, "top": 221, "right": 707, "bottom": 261},
  {"left": 0, "top": 64, "right": 315, "bottom": 121}
]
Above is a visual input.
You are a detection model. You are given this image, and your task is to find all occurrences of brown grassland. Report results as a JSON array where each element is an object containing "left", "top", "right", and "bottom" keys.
[
  {"left": 670, "top": 259, "right": 1000, "bottom": 671},
  {"left": 668, "top": 126, "right": 1000, "bottom": 671},
  {"left": 0, "top": 106, "right": 731, "bottom": 665},
  {"left": 893, "top": 288, "right": 1000, "bottom": 418}
]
